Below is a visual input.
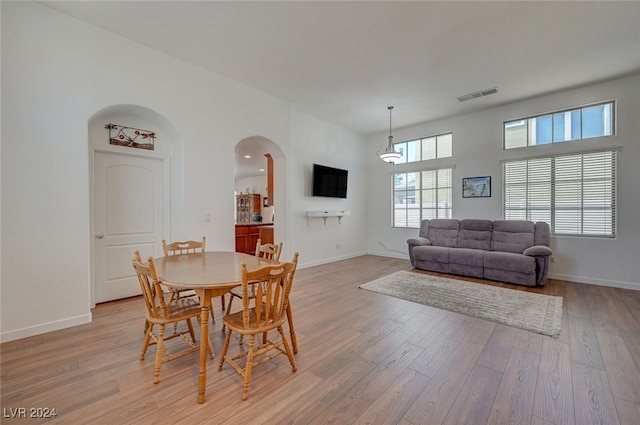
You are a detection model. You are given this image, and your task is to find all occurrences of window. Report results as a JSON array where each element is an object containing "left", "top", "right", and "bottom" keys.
[
  {"left": 393, "top": 168, "right": 453, "bottom": 228},
  {"left": 503, "top": 150, "right": 616, "bottom": 237},
  {"left": 394, "top": 133, "right": 452, "bottom": 164},
  {"left": 504, "top": 101, "right": 614, "bottom": 149}
]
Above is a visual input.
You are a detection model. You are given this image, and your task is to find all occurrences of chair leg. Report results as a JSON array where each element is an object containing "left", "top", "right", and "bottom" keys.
[
  {"left": 242, "top": 334, "right": 256, "bottom": 401},
  {"left": 153, "top": 324, "right": 165, "bottom": 384},
  {"left": 278, "top": 326, "right": 297, "bottom": 372},
  {"left": 225, "top": 296, "right": 234, "bottom": 316},
  {"left": 287, "top": 303, "right": 298, "bottom": 354},
  {"left": 221, "top": 294, "right": 226, "bottom": 312},
  {"left": 223, "top": 296, "right": 234, "bottom": 332},
  {"left": 218, "top": 329, "right": 232, "bottom": 371},
  {"left": 186, "top": 318, "right": 196, "bottom": 344},
  {"left": 206, "top": 334, "right": 215, "bottom": 360},
  {"left": 140, "top": 324, "right": 153, "bottom": 360}
]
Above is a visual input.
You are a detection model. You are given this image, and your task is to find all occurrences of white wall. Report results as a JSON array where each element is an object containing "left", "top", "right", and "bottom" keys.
[
  {"left": 367, "top": 74, "right": 640, "bottom": 290},
  {"left": 291, "top": 110, "right": 368, "bottom": 266},
  {"left": 0, "top": 2, "right": 367, "bottom": 341}
]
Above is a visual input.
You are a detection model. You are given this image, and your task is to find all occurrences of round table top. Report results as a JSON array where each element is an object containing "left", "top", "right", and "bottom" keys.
[{"left": 154, "top": 251, "right": 272, "bottom": 290}]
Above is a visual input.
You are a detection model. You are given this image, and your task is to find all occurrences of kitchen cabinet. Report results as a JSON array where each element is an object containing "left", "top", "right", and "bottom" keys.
[
  {"left": 236, "top": 194, "right": 261, "bottom": 223},
  {"left": 235, "top": 223, "right": 273, "bottom": 254}
]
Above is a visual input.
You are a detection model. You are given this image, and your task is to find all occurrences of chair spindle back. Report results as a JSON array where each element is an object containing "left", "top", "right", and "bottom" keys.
[{"left": 163, "top": 237, "right": 206, "bottom": 257}]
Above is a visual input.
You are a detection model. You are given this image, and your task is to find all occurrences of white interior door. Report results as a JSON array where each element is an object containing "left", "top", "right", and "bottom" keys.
[{"left": 94, "top": 151, "right": 164, "bottom": 303}]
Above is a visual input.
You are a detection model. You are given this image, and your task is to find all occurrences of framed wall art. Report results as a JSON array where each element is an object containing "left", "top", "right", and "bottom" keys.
[{"left": 462, "top": 176, "right": 491, "bottom": 198}]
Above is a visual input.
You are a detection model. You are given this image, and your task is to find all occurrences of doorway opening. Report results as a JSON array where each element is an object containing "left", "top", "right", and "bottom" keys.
[{"left": 234, "top": 136, "right": 286, "bottom": 255}]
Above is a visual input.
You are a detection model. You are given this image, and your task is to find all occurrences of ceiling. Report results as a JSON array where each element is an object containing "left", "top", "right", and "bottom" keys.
[{"left": 41, "top": 1, "right": 640, "bottom": 179}]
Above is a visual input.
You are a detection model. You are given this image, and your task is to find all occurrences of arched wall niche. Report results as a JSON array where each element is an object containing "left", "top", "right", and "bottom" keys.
[{"left": 87, "top": 104, "right": 184, "bottom": 306}]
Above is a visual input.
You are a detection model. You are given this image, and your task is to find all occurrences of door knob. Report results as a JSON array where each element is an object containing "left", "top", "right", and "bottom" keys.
[{"left": 96, "top": 233, "right": 104, "bottom": 239}]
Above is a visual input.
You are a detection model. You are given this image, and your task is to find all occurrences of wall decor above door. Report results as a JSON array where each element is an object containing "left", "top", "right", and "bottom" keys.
[{"left": 105, "top": 123, "right": 155, "bottom": 150}]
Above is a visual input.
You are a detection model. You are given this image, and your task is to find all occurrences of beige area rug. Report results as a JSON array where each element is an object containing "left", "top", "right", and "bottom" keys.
[{"left": 359, "top": 271, "right": 562, "bottom": 338}]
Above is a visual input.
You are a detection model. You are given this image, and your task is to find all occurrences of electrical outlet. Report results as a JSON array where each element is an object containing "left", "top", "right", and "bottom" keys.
[
  {"left": 336, "top": 244, "right": 342, "bottom": 249},
  {"left": 550, "top": 256, "right": 556, "bottom": 263}
]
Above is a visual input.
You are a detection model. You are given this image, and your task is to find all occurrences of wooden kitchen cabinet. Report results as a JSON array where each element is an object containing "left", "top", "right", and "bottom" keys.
[
  {"left": 259, "top": 226, "right": 274, "bottom": 245},
  {"left": 235, "top": 226, "right": 249, "bottom": 254},
  {"left": 235, "top": 223, "right": 269, "bottom": 254}
]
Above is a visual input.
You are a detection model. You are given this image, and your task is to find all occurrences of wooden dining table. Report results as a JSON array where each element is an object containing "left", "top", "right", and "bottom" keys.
[{"left": 154, "top": 251, "right": 298, "bottom": 403}]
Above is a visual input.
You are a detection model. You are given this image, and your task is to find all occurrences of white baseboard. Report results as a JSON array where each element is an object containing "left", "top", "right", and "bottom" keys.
[
  {"left": 367, "top": 249, "right": 409, "bottom": 260},
  {"left": 0, "top": 313, "right": 92, "bottom": 343},
  {"left": 299, "top": 250, "right": 368, "bottom": 269},
  {"left": 548, "top": 272, "right": 640, "bottom": 291}
]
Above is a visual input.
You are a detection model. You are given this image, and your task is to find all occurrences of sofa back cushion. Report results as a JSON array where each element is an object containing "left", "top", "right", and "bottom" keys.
[
  {"left": 458, "top": 219, "right": 492, "bottom": 250},
  {"left": 535, "top": 221, "right": 551, "bottom": 246},
  {"left": 426, "top": 219, "right": 460, "bottom": 247},
  {"left": 491, "top": 220, "right": 535, "bottom": 253}
]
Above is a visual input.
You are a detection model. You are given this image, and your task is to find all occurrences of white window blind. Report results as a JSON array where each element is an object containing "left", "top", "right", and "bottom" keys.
[
  {"left": 503, "top": 150, "right": 616, "bottom": 237},
  {"left": 393, "top": 168, "right": 453, "bottom": 228}
]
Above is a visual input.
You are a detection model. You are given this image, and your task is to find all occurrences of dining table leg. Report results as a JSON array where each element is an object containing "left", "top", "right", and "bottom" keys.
[{"left": 196, "top": 289, "right": 211, "bottom": 404}]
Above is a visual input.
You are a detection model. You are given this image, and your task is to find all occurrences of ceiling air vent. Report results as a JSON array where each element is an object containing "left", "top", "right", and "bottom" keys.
[{"left": 457, "top": 87, "right": 498, "bottom": 102}]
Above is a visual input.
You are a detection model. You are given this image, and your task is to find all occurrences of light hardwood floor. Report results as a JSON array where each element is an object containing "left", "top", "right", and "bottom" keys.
[{"left": 2, "top": 255, "right": 639, "bottom": 424}]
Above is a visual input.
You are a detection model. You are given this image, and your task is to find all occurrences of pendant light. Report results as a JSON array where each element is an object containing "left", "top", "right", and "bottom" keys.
[{"left": 376, "top": 106, "right": 403, "bottom": 163}]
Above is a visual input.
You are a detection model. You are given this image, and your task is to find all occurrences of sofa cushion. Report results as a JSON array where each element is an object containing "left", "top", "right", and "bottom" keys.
[
  {"left": 413, "top": 245, "right": 450, "bottom": 263},
  {"left": 490, "top": 220, "right": 535, "bottom": 253},
  {"left": 418, "top": 219, "right": 431, "bottom": 238},
  {"left": 535, "top": 222, "right": 551, "bottom": 246},
  {"left": 426, "top": 219, "right": 460, "bottom": 247},
  {"left": 449, "top": 248, "right": 485, "bottom": 267},
  {"left": 458, "top": 219, "right": 492, "bottom": 250},
  {"left": 484, "top": 268, "right": 536, "bottom": 287},
  {"left": 414, "top": 259, "right": 451, "bottom": 274},
  {"left": 484, "top": 251, "right": 535, "bottom": 274},
  {"left": 450, "top": 263, "right": 483, "bottom": 278}
]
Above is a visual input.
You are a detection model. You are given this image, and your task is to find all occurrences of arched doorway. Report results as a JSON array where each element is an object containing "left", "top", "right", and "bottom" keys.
[{"left": 234, "top": 136, "right": 286, "bottom": 255}]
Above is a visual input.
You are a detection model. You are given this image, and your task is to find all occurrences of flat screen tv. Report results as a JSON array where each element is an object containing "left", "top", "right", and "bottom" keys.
[{"left": 312, "top": 164, "right": 348, "bottom": 198}]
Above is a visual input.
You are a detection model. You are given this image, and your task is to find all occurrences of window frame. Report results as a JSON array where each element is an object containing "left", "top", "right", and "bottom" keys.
[
  {"left": 503, "top": 100, "right": 615, "bottom": 149},
  {"left": 392, "top": 166, "right": 453, "bottom": 228},
  {"left": 502, "top": 149, "right": 617, "bottom": 238},
  {"left": 393, "top": 132, "right": 453, "bottom": 164}
]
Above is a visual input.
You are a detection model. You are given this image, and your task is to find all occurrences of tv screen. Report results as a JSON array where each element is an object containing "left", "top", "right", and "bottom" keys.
[{"left": 312, "top": 164, "right": 348, "bottom": 198}]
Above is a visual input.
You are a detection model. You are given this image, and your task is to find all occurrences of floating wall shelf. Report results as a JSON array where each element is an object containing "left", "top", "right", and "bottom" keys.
[{"left": 306, "top": 210, "right": 351, "bottom": 226}]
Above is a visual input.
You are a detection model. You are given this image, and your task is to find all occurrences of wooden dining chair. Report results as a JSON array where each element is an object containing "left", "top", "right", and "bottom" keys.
[
  {"left": 162, "top": 236, "right": 224, "bottom": 322},
  {"left": 218, "top": 252, "right": 299, "bottom": 400},
  {"left": 225, "top": 239, "right": 283, "bottom": 315},
  {"left": 132, "top": 251, "right": 214, "bottom": 384},
  {"left": 162, "top": 237, "right": 206, "bottom": 256},
  {"left": 254, "top": 239, "right": 283, "bottom": 261}
]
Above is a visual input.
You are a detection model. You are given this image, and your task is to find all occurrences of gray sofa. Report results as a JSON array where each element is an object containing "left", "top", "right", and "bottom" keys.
[{"left": 407, "top": 219, "right": 552, "bottom": 287}]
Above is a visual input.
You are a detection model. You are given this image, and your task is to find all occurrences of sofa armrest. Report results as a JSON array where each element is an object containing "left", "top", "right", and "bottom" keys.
[
  {"left": 407, "top": 237, "right": 432, "bottom": 247},
  {"left": 407, "top": 237, "right": 431, "bottom": 267},
  {"left": 523, "top": 245, "right": 552, "bottom": 257}
]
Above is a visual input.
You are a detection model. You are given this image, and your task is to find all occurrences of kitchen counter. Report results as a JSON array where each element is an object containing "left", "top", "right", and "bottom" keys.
[{"left": 235, "top": 221, "right": 274, "bottom": 227}]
